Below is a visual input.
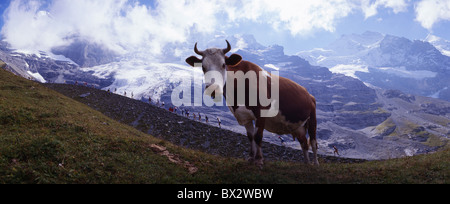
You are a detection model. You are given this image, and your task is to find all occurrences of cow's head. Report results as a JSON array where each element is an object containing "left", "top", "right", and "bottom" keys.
[{"left": 185, "top": 40, "right": 242, "bottom": 99}]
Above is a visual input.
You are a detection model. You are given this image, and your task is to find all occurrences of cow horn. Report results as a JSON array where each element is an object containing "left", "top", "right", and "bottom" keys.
[
  {"left": 194, "top": 42, "right": 204, "bottom": 56},
  {"left": 223, "top": 40, "right": 231, "bottom": 54}
]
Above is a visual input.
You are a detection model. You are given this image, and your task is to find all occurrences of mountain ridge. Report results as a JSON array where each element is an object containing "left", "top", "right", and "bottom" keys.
[{"left": 298, "top": 31, "right": 450, "bottom": 101}]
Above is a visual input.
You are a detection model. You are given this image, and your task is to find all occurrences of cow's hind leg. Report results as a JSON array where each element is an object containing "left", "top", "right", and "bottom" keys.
[
  {"left": 254, "top": 118, "right": 265, "bottom": 166},
  {"left": 308, "top": 108, "right": 319, "bottom": 165},
  {"left": 244, "top": 122, "right": 256, "bottom": 163},
  {"left": 310, "top": 137, "right": 319, "bottom": 165},
  {"left": 292, "top": 127, "right": 310, "bottom": 164}
]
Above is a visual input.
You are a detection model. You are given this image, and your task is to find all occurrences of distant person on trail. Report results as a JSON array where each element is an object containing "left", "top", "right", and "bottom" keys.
[
  {"left": 278, "top": 136, "right": 286, "bottom": 146},
  {"left": 205, "top": 115, "right": 209, "bottom": 123},
  {"left": 217, "top": 117, "right": 221, "bottom": 128},
  {"left": 114, "top": 88, "right": 117, "bottom": 93},
  {"left": 193, "top": 113, "right": 196, "bottom": 120},
  {"left": 198, "top": 113, "right": 201, "bottom": 121},
  {"left": 124, "top": 91, "right": 127, "bottom": 96},
  {"left": 161, "top": 101, "right": 165, "bottom": 108},
  {"left": 333, "top": 146, "right": 340, "bottom": 156},
  {"left": 169, "top": 107, "right": 174, "bottom": 112},
  {"left": 149, "top": 96, "right": 152, "bottom": 104},
  {"left": 186, "top": 110, "right": 189, "bottom": 118},
  {"left": 181, "top": 109, "right": 185, "bottom": 116}
]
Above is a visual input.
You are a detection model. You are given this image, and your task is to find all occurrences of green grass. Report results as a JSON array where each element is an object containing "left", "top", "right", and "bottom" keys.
[
  {"left": 0, "top": 66, "right": 448, "bottom": 184},
  {"left": 374, "top": 117, "right": 397, "bottom": 136}
]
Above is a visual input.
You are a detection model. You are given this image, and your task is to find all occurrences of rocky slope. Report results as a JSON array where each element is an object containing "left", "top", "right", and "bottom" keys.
[
  {"left": 44, "top": 83, "right": 367, "bottom": 164},
  {"left": 44, "top": 82, "right": 450, "bottom": 161}
]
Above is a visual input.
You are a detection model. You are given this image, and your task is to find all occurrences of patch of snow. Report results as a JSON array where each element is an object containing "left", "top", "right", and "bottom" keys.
[
  {"left": 82, "top": 60, "right": 203, "bottom": 101},
  {"left": 404, "top": 148, "right": 417, "bottom": 157},
  {"left": 377, "top": 67, "right": 437, "bottom": 79},
  {"left": 264, "top": 64, "right": 280, "bottom": 70},
  {"left": 12, "top": 49, "right": 43, "bottom": 58},
  {"left": 429, "top": 87, "right": 448, "bottom": 99},
  {"left": 316, "top": 55, "right": 328, "bottom": 63},
  {"left": 27, "top": 71, "right": 47, "bottom": 83},
  {"left": 329, "top": 64, "right": 369, "bottom": 79},
  {"left": 234, "top": 37, "right": 248, "bottom": 52},
  {"left": 12, "top": 49, "right": 77, "bottom": 65},
  {"left": 46, "top": 52, "right": 77, "bottom": 65}
]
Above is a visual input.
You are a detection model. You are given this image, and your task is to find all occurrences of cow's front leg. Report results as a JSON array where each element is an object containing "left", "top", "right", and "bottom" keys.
[
  {"left": 244, "top": 122, "right": 256, "bottom": 163},
  {"left": 254, "top": 118, "right": 266, "bottom": 166}
]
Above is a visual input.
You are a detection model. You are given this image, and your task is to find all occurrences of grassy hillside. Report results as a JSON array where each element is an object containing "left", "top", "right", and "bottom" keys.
[{"left": 0, "top": 67, "right": 448, "bottom": 184}]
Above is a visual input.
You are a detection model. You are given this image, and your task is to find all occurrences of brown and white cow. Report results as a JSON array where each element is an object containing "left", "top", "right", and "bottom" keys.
[{"left": 186, "top": 41, "right": 318, "bottom": 166}]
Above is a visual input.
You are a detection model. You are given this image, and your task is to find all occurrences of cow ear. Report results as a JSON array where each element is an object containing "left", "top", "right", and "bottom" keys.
[
  {"left": 226, "top": 54, "right": 242, "bottom": 67},
  {"left": 185, "top": 56, "right": 202, "bottom": 67}
]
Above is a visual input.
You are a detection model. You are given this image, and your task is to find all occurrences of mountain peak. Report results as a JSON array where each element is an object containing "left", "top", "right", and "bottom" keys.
[
  {"left": 425, "top": 34, "right": 441, "bottom": 43},
  {"left": 425, "top": 33, "right": 450, "bottom": 57},
  {"left": 51, "top": 39, "right": 119, "bottom": 67},
  {"left": 297, "top": 31, "right": 450, "bottom": 101},
  {"left": 326, "top": 31, "right": 385, "bottom": 55}
]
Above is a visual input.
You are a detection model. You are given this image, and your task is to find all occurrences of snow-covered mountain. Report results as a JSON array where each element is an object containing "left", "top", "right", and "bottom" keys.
[
  {"left": 1, "top": 33, "right": 449, "bottom": 160},
  {"left": 0, "top": 40, "right": 114, "bottom": 87},
  {"left": 298, "top": 31, "right": 450, "bottom": 102},
  {"left": 426, "top": 34, "right": 450, "bottom": 57}
]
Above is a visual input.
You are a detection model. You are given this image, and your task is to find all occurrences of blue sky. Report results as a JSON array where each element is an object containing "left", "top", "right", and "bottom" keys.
[{"left": 1, "top": 0, "right": 450, "bottom": 55}]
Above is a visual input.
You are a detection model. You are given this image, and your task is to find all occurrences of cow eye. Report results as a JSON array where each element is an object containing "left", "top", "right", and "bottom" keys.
[
  {"left": 222, "top": 63, "right": 226, "bottom": 69},
  {"left": 202, "top": 66, "right": 206, "bottom": 72}
]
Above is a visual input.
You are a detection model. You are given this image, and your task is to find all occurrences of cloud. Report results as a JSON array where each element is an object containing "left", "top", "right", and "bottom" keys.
[
  {"left": 233, "top": 0, "right": 356, "bottom": 35},
  {"left": 415, "top": 0, "right": 450, "bottom": 30},
  {"left": 1, "top": 0, "right": 415, "bottom": 59},
  {"left": 1, "top": 0, "right": 67, "bottom": 52},
  {"left": 361, "top": 0, "right": 409, "bottom": 19},
  {"left": 218, "top": 0, "right": 362, "bottom": 35},
  {"left": 1, "top": 0, "right": 222, "bottom": 56}
]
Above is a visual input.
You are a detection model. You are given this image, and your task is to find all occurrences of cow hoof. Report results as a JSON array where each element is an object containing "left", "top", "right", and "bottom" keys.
[
  {"left": 255, "top": 159, "right": 264, "bottom": 167},
  {"left": 313, "top": 161, "right": 319, "bottom": 166},
  {"left": 257, "top": 164, "right": 263, "bottom": 170}
]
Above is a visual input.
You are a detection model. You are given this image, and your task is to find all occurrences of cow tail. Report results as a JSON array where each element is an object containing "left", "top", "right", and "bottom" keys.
[{"left": 308, "top": 96, "right": 317, "bottom": 149}]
